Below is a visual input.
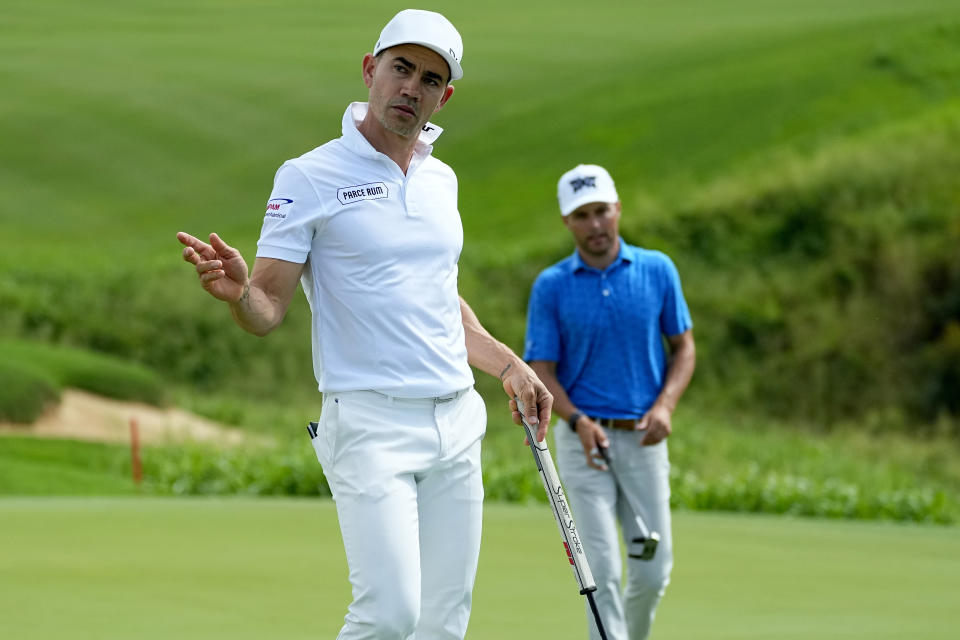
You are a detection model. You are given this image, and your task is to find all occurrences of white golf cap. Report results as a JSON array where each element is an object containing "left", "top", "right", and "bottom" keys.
[
  {"left": 557, "top": 164, "right": 619, "bottom": 216},
  {"left": 373, "top": 9, "right": 463, "bottom": 81}
]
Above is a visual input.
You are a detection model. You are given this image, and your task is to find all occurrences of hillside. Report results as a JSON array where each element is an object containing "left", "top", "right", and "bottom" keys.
[{"left": 1, "top": 0, "right": 959, "bottom": 432}]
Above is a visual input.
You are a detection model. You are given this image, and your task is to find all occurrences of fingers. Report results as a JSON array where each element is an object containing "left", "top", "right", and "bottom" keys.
[
  {"left": 584, "top": 446, "right": 607, "bottom": 471},
  {"left": 536, "top": 422, "right": 548, "bottom": 443},
  {"left": 517, "top": 387, "right": 539, "bottom": 426},
  {"left": 636, "top": 414, "right": 651, "bottom": 431},
  {"left": 508, "top": 398, "right": 521, "bottom": 425},
  {"left": 597, "top": 430, "right": 610, "bottom": 449},
  {"left": 640, "top": 425, "right": 666, "bottom": 446},
  {"left": 182, "top": 246, "right": 199, "bottom": 266},
  {"left": 177, "top": 231, "right": 216, "bottom": 260},
  {"left": 196, "top": 259, "right": 225, "bottom": 284},
  {"left": 578, "top": 421, "right": 609, "bottom": 470},
  {"left": 209, "top": 233, "right": 240, "bottom": 259},
  {"left": 638, "top": 412, "right": 670, "bottom": 446},
  {"left": 511, "top": 388, "right": 551, "bottom": 441},
  {"left": 536, "top": 393, "right": 553, "bottom": 442}
]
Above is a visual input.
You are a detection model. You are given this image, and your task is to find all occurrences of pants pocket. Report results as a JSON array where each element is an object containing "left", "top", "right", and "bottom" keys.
[{"left": 310, "top": 395, "right": 340, "bottom": 468}]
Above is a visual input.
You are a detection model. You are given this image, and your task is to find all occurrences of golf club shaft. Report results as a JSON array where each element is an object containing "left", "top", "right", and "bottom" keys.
[
  {"left": 516, "top": 399, "right": 609, "bottom": 640},
  {"left": 597, "top": 445, "right": 660, "bottom": 561},
  {"left": 596, "top": 446, "right": 652, "bottom": 539}
]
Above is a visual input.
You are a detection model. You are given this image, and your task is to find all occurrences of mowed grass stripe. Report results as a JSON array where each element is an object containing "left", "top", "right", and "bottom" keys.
[
  {"left": 3, "top": 0, "right": 960, "bottom": 263},
  {"left": 0, "top": 498, "right": 956, "bottom": 639}
]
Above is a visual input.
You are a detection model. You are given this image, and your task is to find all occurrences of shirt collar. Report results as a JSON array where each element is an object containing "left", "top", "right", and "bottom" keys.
[
  {"left": 340, "top": 102, "right": 444, "bottom": 162},
  {"left": 569, "top": 238, "right": 633, "bottom": 273}
]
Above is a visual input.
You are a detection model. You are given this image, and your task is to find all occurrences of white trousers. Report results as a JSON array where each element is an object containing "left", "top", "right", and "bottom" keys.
[
  {"left": 310, "top": 388, "right": 487, "bottom": 640},
  {"left": 555, "top": 420, "right": 673, "bottom": 640}
]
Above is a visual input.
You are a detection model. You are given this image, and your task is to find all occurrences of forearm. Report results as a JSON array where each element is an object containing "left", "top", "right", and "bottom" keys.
[
  {"left": 461, "top": 297, "right": 554, "bottom": 434},
  {"left": 228, "top": 282, "right": 288, "bottom": 337},
  {"left": 460, "top": 297, "right": 523, "bottom": 378},
  {"left": 653, "top": 338, "right": 696, "bottom": 413}
]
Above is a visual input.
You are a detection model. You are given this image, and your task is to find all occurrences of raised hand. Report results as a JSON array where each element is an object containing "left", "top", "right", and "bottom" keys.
[{"left": 177, "top": 232, "right": 249, "bottom": 303}]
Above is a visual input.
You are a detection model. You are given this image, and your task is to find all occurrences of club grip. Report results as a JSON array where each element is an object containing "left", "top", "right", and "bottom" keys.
[{"left": 517, "top": 398, "right": 596, "bottom": 594}]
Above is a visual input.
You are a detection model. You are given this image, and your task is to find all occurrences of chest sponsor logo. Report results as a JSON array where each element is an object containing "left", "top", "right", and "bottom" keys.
[
  {"left": 337, "top": 182, "right": 389, "bottom": 205},
  {"left": 265, "top": 198, "right": 293, "bottom": 219}
]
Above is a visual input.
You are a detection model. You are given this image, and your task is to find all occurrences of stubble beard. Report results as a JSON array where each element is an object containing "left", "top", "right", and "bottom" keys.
[
  {"left": 376, "top": 99, "right": 423, "bottom": 138},
  {"left": 581, "top": 233, "right": 613, "bottom": 257}
]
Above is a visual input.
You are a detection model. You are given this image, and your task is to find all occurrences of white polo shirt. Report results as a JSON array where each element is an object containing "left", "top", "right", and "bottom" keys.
[{"left": 256, "top": 102, "right": 474, "bottom": 398}]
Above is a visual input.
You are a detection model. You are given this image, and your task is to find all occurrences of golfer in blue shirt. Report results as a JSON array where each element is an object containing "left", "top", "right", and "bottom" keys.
[{"left": 524, "top": 164, "right": 696, "bottom": 640}]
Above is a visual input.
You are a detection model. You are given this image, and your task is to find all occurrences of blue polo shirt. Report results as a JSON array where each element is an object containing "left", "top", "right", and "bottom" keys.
[{"left": 524, "top": 240, "right": 692, "bottom": 418}]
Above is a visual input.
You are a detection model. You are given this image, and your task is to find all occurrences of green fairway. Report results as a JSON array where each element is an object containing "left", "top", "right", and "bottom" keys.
[{"left": 1, "top": 498, "right": 957, "bottom": 639}]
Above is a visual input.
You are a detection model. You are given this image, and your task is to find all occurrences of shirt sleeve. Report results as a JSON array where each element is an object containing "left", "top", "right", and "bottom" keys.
[
  {"left": 659, "top": 254, "right": 693, "bottom": 337},
  {"left": 523, "top": 272, "right": 561, "bottom": 362},
  {"left": 256, "top": 162, "right": 324, "bottom": 263}
]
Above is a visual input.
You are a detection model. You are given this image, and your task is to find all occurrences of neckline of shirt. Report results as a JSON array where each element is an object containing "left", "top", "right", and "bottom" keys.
[
  {"left": 571, "top": 238, "right": 634, "bottom": 273},
  {"left": 341, "top": 102, "right": 443, "bottom": 173}
]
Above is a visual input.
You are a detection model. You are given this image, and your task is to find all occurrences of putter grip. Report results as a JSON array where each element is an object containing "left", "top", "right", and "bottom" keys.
[{"left": 516, "top": 398, "right": 597, "bottom": 594}]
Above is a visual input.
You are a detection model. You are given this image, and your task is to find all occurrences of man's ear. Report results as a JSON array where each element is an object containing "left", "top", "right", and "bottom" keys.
[
  {"left": 434, "top": 84, "right": 455, "bottom": 113},
  {"left": 361, "top": 53, "right": 377, "bottom": 89}
]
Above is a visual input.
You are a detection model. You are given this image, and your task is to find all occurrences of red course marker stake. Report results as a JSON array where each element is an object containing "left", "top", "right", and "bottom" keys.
[{"left": 129, "top": 418, "right": 143, "bottom": 486}]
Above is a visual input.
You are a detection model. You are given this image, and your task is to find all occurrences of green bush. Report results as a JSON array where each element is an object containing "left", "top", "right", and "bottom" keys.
[
  {"left": 0, "top": 361, "right": 61, "bottom": 423},
  {"left": 137, "top": 439, "right": 956, "bottom": 524},
  {"left": 143, "top": 442, "right": 330, "bottom": 497},
  {"left": 618, "top": 109, "right": 960, "bottom": 429},
  {"left": 669, "top": 466, "right": 956, "bottom": 524},
  {"left": 0, "top": 268, "right": 314, "bottom": 404},
  {"left": 0, "top": 340, "right": 167, "bottom": 406},
  {"left": 128, "top": 408, "right": 960, "bottom": 525}
]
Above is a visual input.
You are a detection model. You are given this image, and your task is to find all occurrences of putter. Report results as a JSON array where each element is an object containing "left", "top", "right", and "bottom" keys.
[
  {"left": 596, "top": 445, "right": 660, "bottom": 561},
  {"left": 516, "top": 398, "right": 609, "bottom": 640}
]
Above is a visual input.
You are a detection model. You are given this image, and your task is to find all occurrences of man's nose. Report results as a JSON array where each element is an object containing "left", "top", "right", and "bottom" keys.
[{"left": 399, "top": 74, "right": 420, "bottom": 99}]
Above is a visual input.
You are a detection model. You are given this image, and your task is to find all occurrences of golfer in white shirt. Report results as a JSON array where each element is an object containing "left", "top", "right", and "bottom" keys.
[{"left": 177, "top": 9, "right": 553, "bottom": 640}]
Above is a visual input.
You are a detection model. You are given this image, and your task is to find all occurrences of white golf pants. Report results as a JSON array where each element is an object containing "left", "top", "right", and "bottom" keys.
[
  {"left": 310, "top": 387, "right": 486, "bottom": 640},
  {"left": 555, "top": 420, "right": 674, "bottom": 640}
]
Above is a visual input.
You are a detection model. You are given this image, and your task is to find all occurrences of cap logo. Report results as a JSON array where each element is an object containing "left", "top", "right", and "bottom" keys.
[
  {"left": 449, "top": 47, "right": 458, "bottom": 62},
  {"left": 570, "top": 176, "right": 596, "bottom": 193}
]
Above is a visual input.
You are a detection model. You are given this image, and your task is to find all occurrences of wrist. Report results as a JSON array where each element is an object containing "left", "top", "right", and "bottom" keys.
[
  {"left": 227, "top": 281, "right": 251, "bottom": 306},
  {"left": 568, "top": 411, "right": 584, "bottom": 432},
  {"left": 652, "top": 400, "right": 675, "bottom": 416}
]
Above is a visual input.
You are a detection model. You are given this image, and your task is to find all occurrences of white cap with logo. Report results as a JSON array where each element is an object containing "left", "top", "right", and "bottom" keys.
[
  {"left": 557, "top": 164, "right": 619, "bottom": 216},
  {"left": 374, "top": 9, "right": 464, "bottom": 81}
]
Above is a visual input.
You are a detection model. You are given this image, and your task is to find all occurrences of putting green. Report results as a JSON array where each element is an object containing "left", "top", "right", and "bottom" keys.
[{"left": 0, "top": 498, "right": 956, "bottom": 638}]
